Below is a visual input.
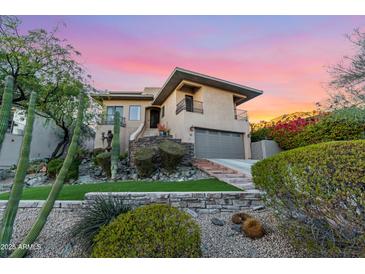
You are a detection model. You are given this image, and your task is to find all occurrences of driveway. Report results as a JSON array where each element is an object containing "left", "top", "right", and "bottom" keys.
[{"left": 207, "top": 159, "right": 258, "bottom": 176}]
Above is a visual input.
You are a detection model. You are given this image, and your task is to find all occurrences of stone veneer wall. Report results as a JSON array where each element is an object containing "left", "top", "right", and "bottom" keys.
[
  {"left": 0, "top": 191, "right": 263, "bottom": 213},
  {"left": 84, "top": 192, "right": 264, "bottom": 213},
  {"left": 129, "top": 136, "right": 194, "bottom": 167}
]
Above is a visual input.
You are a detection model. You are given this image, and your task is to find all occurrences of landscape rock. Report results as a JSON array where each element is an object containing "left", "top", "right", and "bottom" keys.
[
  {"left": 231, "top": 224, "right": 241, "bottom": 233},
  {"left": 25, "top": 173, "right": 49, "bottom": 187},
  {"left": 211, "top": 217, "right": 225, "bottom": 226}
]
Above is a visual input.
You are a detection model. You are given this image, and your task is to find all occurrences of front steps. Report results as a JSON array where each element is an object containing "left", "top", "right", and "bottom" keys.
[{"left": 193, "top": 159, "right": 262, "bottom": 194}]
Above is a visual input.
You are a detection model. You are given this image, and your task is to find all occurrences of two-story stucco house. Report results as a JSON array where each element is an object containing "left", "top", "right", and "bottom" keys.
[{"left": 91, "top": 68, "right": 263, "bottom": 159}]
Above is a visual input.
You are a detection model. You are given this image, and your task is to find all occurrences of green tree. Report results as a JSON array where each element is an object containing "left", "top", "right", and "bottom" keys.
[
  {"left": 0, "top": 16, "right": 97, "bottom": 158},
  {"left": 321, "top": 29, "right": 365, "bottom": 110}
]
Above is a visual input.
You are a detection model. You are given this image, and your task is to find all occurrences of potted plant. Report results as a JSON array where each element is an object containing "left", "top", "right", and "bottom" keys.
[{"left": 157, "top": 123, "right": 169, "bottom": 136}]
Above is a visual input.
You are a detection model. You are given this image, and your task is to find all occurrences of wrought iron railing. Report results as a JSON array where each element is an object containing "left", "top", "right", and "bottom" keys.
[
  {"left": 176, "top": 98, "right": 203, "bottom": 115},
  {"left": 234, "top": 109, "right": 248, "bottom": 121},
  {"left": 99, "top": 114, "right": 126, "bottom": 127}
]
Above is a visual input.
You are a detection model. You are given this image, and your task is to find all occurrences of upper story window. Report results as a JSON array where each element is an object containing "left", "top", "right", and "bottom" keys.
[
  {"left": 161, "top": 106, "right": 165, "bottom": 118},
  {"left": 129, "top": 105, "right": 141, "bottom": 121},
  {"left": 106, "top": 106, "right": 123, "bottom": 123}
]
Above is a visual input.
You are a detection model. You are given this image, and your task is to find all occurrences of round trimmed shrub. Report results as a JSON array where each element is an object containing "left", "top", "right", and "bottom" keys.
[
  {"left": 252, "top": 140, "right": 365, "bottom": 257},
  {"left": 158, "top": 140, "right": 185, "bottom": 172},
  {"left": 95, "top": 151, "right": 111, "bottom": 178},
  {"left": 134, "top": 147, "right": 156, "bottom": 177},
  {"left": 91, "top": 204, "right": 202, "bottom": 258}
]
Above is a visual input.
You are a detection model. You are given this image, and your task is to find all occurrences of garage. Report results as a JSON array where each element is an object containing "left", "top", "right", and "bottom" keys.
[{"left": 194, "top": 128, "right": 245, "bottom": 159}]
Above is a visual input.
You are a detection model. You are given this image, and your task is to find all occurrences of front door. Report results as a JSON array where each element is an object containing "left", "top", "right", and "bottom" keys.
[{"left": 150, "top": 109, "right": 160, "bottom": 128}]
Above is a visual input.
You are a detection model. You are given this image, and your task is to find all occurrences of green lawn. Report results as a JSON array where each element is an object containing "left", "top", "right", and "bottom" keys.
[{"left": 0, "top": 179, "right": 239, "bottom": 200}]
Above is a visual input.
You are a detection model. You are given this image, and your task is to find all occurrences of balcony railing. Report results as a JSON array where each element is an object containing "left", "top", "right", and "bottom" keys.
[
  {"left": 99, "top": 114, "right": 126, "bottom": 127},
  {"left": 176, "top": 99, "right": 203, "bottom": 115},
  {"left": 234, "top": 109, "right": 248, "bottom": 121}
]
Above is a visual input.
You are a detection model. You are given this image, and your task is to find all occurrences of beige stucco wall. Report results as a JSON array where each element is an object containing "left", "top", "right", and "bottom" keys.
[
  {"left": 94, "top": 82, "right": 252, "bottom": 158},
  {"left": 94, "top": 99, "right": 151, "bottom": 152},
  {"left": 160, "top": 83, "right": 251, "bottom": 159}
]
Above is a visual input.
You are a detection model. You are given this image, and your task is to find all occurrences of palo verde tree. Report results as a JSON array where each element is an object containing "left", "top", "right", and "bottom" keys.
[
  {"left": 111, "top": 111, "right": 120, "bottom": 180},
  {"left": 0, "top": 15, "right": 97, "bottom": 158},
  {"left": 0, "top": 92, "right": 37, "bottom": 257},
  {"left": 320, "top": 29, "right": 365, "bottom": 110},
  {"left": 10, "top": 94, "right": 86, "bottom": 258}
]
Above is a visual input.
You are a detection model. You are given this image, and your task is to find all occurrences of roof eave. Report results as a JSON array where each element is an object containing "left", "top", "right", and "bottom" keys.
[{"left": 152, "top": 68, "right": 263, "bottom": 105}]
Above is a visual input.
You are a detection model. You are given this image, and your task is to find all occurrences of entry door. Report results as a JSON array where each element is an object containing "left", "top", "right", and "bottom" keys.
[
  {"left": 195, "top": 128, "right": 245, "bottom": 159},
  {"left": 150, "top": 109, "right": 160, "bottom": 128}
]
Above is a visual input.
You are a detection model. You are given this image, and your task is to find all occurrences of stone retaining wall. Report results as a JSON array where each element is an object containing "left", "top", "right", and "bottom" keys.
[
  {"left": 84, "top": 191, "right": 264, "bottom": 213},
  {"left": 0, "top": 191, "right": 263, "bottom": 213},
  {"left": 0, "top": 200, "right": 83, "bottom": 209},
  {"left": 129, "top": 136, "right": 194, "bottom": 167}
]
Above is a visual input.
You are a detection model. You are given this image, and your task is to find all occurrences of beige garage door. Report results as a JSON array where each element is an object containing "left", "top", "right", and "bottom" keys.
[{"left": 195, "top": 128, "right": 245, "bottom": 159}]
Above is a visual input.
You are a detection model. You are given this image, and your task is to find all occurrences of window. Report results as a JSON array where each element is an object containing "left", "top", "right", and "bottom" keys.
[
  {"left": 106, "top": 106, "right": 123, "bottom": 123},
  {"left": 129, "top": 105, "right": 141, "bottom": 120},
  {"left": 161, "top": 106, "right": 165, "bottom": 118}
]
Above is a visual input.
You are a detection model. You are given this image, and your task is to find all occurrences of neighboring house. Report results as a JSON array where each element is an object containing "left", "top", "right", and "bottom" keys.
[{"left": 91, "top": 67, "right": 263, "bottom": 159}]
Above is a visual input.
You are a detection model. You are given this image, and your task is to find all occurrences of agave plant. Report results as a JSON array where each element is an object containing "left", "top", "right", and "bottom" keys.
[{"left": 72, "top": 195, "right": 130, "bottom": 252}]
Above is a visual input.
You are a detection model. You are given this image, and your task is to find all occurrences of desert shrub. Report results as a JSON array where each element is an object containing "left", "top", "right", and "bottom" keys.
[
  {"left": 270, "top": 116, "right": 318, "bottom": 150},
  {"left": 92, "top": 204, "right": 201, "bottom": 258},
  {"left": 241, "top": 218, "right": 265, "bottom": 239},
  {"left": 95, "top": 152, "right": 111, "bottom": 178},
  {"left": 134, "top": 147, "right": 156, "bottom": 177},
  {"left": 252, "top": 140, "right": 365, "bottom": 257},
  {"left": 72, "top": 195, "right": 131, "bottom": 252},
  {"left": 92, "top": 148, "right": 105, "bottom": 164},
  {"left": 294, "top": 107, "right": 365, "bottom": 147},
  {"left": 158, "top": 140, "right": 185, "bottom": 172},
  {"left": 250, "top": 127, "right": 272, "bottom": 142},
  {"left": 119, "top": 151, "right": 128, "bottom": 161},
  {"left": 47, "top": 158, "right": 80, "bottom": 182},
  {"left": 231, "top": 212, "right": 252, "bottom": 224}
]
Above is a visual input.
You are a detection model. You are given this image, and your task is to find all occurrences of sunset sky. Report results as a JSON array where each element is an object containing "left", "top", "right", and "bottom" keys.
[{"left": 19, "top": 16, "right": 365, "bottom": 122}]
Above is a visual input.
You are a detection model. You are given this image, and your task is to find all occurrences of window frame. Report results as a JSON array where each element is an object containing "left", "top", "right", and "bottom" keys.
[
  {"left": 129, "top": 105, "right": 141, "bottom": 121},
  {"left": 161, "top": 106, "right": 165, "bottom": 118}
]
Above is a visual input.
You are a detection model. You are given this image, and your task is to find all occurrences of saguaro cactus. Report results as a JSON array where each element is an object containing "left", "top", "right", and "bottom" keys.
[
  {"left": 10, "top": 94, "right": 86, "bottom": 258},
  {"left": 0, "top": 76, "right": 14, "bottom": 151},
  {"left": 0, "top": 92, "right": 37, "bottom": 257},
  {"left": 111, "top": 111, "right": 120, "bottom": 180}
]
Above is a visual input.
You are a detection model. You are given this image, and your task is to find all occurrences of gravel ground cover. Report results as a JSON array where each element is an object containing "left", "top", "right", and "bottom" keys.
[{"left": 0, "top": 208, "right": 303, "bottom": 258}]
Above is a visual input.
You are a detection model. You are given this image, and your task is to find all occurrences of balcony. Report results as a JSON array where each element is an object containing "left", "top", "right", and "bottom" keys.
[
  {"left": 234, "top": 109, "right": 248, "bottom": 121},
  {"left": 99, "top": 114, "right": 126, "bottom": 127},
  {"left": 176, "top": 98, "right": 203, "bottom": 115}
]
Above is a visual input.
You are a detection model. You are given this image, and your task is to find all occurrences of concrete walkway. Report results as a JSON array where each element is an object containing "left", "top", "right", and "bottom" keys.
[{"left": 207, "top": 159, "right": 258, "bottom": 176}]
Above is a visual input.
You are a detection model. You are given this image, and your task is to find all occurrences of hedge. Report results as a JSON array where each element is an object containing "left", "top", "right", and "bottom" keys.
[
  {"left": 91, "top": 204, "right": 201, "bottom": 258},
  {"left": 252, "top": 140, "right": 365, "bottom": 257}
]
